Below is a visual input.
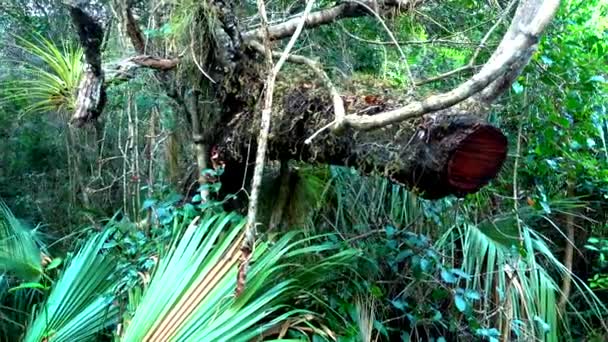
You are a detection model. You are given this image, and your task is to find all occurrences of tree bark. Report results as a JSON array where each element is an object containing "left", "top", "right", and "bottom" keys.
[
  {"left": 243, "top": 0, "right": 422, "bottom": 42},
  {"left": 217, "top": 87, "right": 507, "bottom": 199},
  {"left": 68, "top": 5, "right": 106, "bottom": 127},
  {"left": 65, "top": 0, "right": 559, "bottom": 199}
]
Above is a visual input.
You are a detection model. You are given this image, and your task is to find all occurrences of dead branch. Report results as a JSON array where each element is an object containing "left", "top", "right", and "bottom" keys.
[
  {"left": 558, "top": 180, "right": 576, "bottom": 312},
  {"left": 68, "top": 3, "right": 106, "bottom": 126},
  {"left": 414, "top": 0, "right": 516, "bottom": 86},
  {"left": 337, "top": 0, "right": 560, "bottom": 131},
  {"left": 242, "top": 0, "right": 423, "bottom": 42},
  {"left": 340, "top": 26, "right": 490, "bottom": 48},
  {"left": 124, "top": 2, "right": 147, "bottom": 54},
  {"left": 127, "top": 55, "right": 180, "bottom": 70},
  {"left": 103, "top": 55, "right": 180, "bottom": 85},
  {"left": 246, "top": 40, "right": 345, "bottom": 141},
  {"left": 239, "top": 0, "right": 316, "bottom": 296}
]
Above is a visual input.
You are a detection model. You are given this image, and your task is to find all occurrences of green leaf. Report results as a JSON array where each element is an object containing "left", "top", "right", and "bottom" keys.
[
  {"left": 24, "top": 229, "right": 120, "bottom": 342},
  {"left": 450, "top": 268, "right": 471, "bottom": 280},
  {"left": 390, "top": 299, "right": 407, "bottom": 311},
  {"left": 454, "top": 294, "right": 467, "bottom": 312},
  {"left": 9, "top": 282, "right": 47, "bottom": 292},
  {"left": 534, "top": 316, "right": 551, "bottom": 333},
  {"left": 0, "top": 199, "right": 42, "bottom": 281},
  {"left": 142, "top": 199, "right": 157, "bottom": 210},
  {"left": 540, "top": 55, "right": 554, "bottom": 65},
  {"left": 441, "top": 269, "right": 457, "bottom": 284},
  {"left": 46, "top": 257, "right": 63, "bottom": 270},
  {"left": 396, "top": 250, "right": 413, "bottom": 262},
  {"left": 465, "top": 289, "right": 481, "bottom": 300},
  {"left": 589, "top": 75, "right": 606, "bottom": 83},
  {"left": 420, "top": 257, "right": 431, "bottom": 272},
  {"left": 512, "top": 81, "right": 524, "bottom": 94}
]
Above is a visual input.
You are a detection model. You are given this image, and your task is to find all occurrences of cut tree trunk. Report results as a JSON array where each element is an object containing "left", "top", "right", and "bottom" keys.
[
  {"left": 217, "top": 86, "right": 507, "bottom": 199},
  {"left": 65, "top": 0, "right": 562, "bottom": 200}
]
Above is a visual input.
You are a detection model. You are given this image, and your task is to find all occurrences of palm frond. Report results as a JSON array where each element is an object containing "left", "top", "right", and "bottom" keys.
[
  {"left": 121, "top": 211, "right": 358, "bottom": 342},
  {"left": 440, "top": 215, "right": 607, "bottom": 341},
  {"left": 24, "top": 229, "right": 120, "bottom": 342},
  {"left": 355, "top": 297, "right": 375, "bottom": 342},
  {"left": 0, "top": 200, "right": 42, "bottom": 281},
  {"left": 330, "top": 166, "right": 421, "bottom": 233}
]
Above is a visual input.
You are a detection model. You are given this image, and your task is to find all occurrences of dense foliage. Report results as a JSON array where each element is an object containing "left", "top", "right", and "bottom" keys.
[{"left": 0, "top": 0, "right": 607, "bottom": 341}]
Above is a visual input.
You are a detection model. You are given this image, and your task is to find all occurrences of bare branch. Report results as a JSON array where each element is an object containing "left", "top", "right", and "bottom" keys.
[
  {"left": 239, "top": 0, "right": 317, "bottom": 297},
  {"left": 340, "top": 26, "right": 488, "bottom": 47},
  {"left": 124, "top": 2, "right": 147, "bottom": 54},
  {"left": 414, "top": 0, "right": 516, "bottom": 86},
  {"left": 127, "top": 55, "right": 180, "bottom": 70},
  {"left": 242, "top": 0, "right": 422, "bottom": 42},
  {"left": 105, "top": 55, "right": 181, "bottom": 83},
  {"left": 414, "top": 65, "right": 478, "bottom": 86},
  {"left": 339, "top": 0, "right": 561, "bottom": 131},
  {"left": 246, "top": 40, "right": 345, "bottom": 143}
]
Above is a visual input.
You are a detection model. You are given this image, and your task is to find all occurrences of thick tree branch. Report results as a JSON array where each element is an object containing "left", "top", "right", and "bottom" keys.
[
  {"left": 243, "top": 0, "right": 422, "bottom": 42},
  {"left": 336, "top": 0, "right": 560, "bottom": 131},
  {"left": 219, "top": 87, "right": 508, "bottom": 199},
  {"left": 68, "top": 3, "right": 106, "bottom": 127},
  {"left": 475, "top": 0, "right": 560, "bottom": 102},
  {"left": 124, "top": 2, "right": 147, "bottom": 54}
]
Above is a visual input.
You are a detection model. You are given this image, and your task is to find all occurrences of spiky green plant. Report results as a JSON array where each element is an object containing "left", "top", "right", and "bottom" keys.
[
  {"left": 311, "top": 167, "right": 607, "bottom": 340},
  {"left": 329, "top": 165, "right": 421, "bottom": 232},
  {"left": 1, "top": 33, "right": 83, "bottom": 115},
  {"left": 0, "top": 200, "right": 42, "bottom": 281},
  {"left": 120, "top": 211, "right": 358, "bottom": 341},
  {"left": 23, "top": 229, "right": 120, "bottom": 342},
  {"left": 436, "top": 199, "right": 608, "bottom": 341}
]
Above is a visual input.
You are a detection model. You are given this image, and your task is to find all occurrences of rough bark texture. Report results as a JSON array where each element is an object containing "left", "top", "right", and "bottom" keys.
[
  {"left": 217, "top": 86, "right": 507, "bottom": 199},
  {"left": 69, "top": 5, "right": 106, "bottom": 127},
  {"left": 65, "top": 0, "right": 559, "bottom": 199},
  {"left": 125, "top": 3, "right": 146, "bottom": 54},
  {"left": 243, "top": 0, "right": 423, "bottom": 42}
]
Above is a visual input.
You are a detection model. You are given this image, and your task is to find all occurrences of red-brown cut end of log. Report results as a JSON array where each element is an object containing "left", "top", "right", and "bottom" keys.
[{"left": 447, "top": 126, "right": 507, "bottom": 193}]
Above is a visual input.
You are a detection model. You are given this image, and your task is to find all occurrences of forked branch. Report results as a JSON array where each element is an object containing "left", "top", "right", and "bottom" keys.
[
  {"left": 414, "top": 0, "right": 517, "bottom": 86},
  {"left": 336, "top": 0, "right": 560, "bottom": 131},
  {"left": 246, "top": 40, "right": 345, "bottom": 141}
]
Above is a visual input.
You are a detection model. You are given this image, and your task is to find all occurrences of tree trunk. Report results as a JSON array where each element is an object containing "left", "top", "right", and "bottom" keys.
[
  {"left": 65, "top": 0, "right": 560, "bottom": 200},
  {"left": 217, "top": 86, "right": 507, "bottom": 199}
]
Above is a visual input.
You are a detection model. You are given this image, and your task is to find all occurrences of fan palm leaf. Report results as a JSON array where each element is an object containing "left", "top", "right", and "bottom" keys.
[
  {"left": 438, "top": 202, "right": 607, "bottom": 341},
  {"left": 121, "top": 211, "right": 358, "bottom": 342},
  {"left": 23, "top": 228, "right": 120, "bottom": 342},
  {"left": 0, "top": 200, "right": 42, "bottom": 281}
]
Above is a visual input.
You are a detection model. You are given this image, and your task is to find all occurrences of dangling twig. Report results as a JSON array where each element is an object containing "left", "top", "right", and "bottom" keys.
[{"left": 237, "top": 0, "right": 316, "bottom": 296}]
